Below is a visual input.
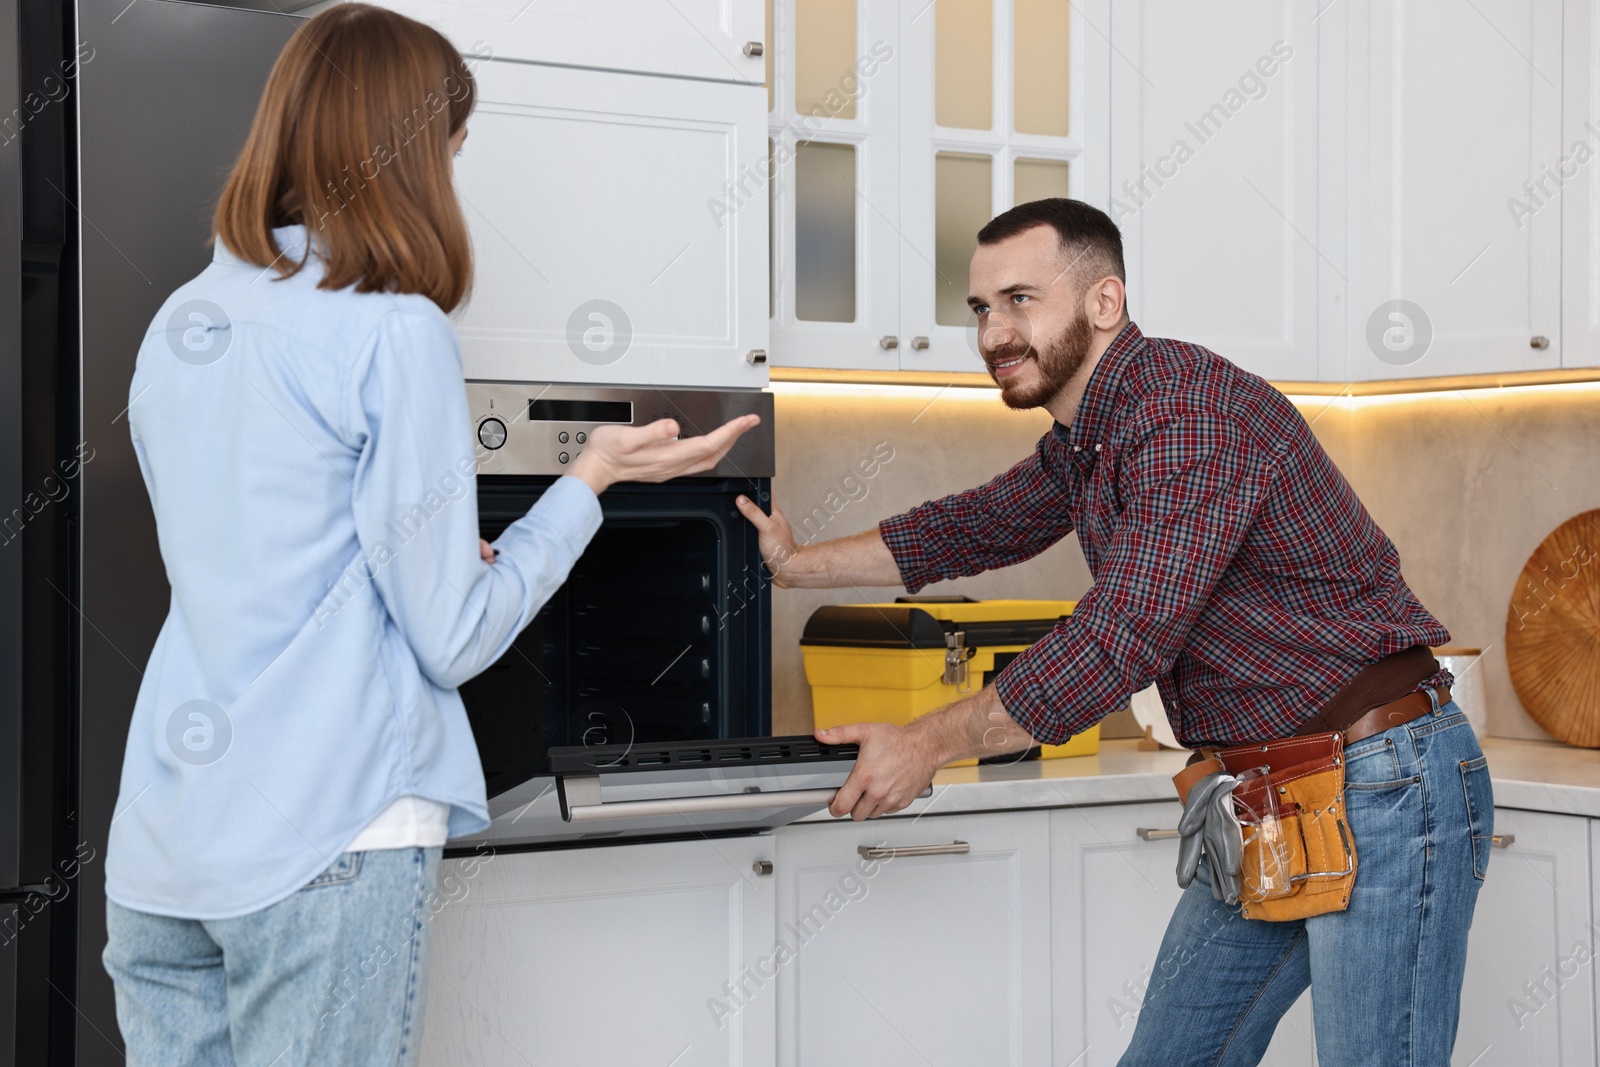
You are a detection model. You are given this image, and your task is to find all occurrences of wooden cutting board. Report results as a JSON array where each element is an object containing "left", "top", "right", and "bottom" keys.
[{"left": 1506, "top": 510, "right": 1600, "bottom": 746}]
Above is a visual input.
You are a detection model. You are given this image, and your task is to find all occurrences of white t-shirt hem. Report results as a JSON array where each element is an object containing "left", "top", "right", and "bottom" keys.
[{"left": 344, "top": 795, "right": 452, "bottom": 851}]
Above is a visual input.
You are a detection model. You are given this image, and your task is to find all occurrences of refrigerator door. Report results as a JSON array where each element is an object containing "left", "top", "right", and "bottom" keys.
[{"left": 70, "top": 3, "right": 295, "bottom": 1063}]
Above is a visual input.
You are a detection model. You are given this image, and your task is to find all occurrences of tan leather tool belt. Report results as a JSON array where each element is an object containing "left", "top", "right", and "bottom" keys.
[{"left": 1170, "top": 646, "right": 1449, "bottom": 922}]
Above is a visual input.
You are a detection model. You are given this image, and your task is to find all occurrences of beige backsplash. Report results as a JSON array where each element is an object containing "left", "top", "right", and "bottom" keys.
[{"left": 768, "top": 380, "right": 1600, "bottom": 744}]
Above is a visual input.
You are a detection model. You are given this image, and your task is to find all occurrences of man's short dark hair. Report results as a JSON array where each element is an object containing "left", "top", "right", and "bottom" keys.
[{"left": 977, "top": 198, "right": 1125, "bottom": 283}]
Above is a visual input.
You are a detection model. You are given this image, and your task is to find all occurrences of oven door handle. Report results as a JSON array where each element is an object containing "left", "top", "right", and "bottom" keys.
[{"left": 556, "top": 777, "right": 932, "bottom": 823}]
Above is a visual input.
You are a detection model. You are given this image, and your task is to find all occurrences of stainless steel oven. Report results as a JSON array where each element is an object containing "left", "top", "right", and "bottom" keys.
[{"left": 456, "top": 383, "right": 855, "bottom": 848}]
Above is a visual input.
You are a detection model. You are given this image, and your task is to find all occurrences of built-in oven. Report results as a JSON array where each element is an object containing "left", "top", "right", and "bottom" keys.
[{"left": 455, "top": 383, "right": 858, "bottom": 848}]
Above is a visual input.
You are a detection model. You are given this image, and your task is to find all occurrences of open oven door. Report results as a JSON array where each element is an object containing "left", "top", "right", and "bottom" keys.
[{"left": 452, "top": 736, "right": 888, "bottom": 849}]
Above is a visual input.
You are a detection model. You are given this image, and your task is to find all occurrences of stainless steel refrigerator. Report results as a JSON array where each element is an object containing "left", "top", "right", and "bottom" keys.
[{"left": 1, "top": 2, "right": 304, "bottom": 1061}]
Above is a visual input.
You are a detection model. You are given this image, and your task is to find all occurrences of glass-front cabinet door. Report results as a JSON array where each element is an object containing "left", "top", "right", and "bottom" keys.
[
  {"left": 767, "top": 0, "right": 903, "bottom": 371},
  {"left": 769, "top": 0, "right": 1106, "bottom": 375},
  {"left": 898, "top": 0, "right": 1104, "bottom": 374}
]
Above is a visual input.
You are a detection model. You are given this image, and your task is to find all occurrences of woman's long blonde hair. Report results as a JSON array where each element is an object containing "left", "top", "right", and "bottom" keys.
[{"left": 214, "top": 3, "right": 476, "bottom": 311}]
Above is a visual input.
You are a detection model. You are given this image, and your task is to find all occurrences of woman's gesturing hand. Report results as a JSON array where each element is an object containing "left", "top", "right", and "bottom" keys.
[{"left": 568, "top": 414, "right": 760, "bottom": 496}]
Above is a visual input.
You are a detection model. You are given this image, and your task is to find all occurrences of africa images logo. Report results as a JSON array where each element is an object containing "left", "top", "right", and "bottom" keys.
[
  {"left": 165, "top": 700, "right": 233, "bottom": 766},
  {"left": 566, "top": 299, "right": 632, "bottom": 367},
  {"left": 1365, "top": 299, "right": 1433, "bottom": 368},
  {"left": 166, "top": 299, "right": 233, "bottom": 366}
]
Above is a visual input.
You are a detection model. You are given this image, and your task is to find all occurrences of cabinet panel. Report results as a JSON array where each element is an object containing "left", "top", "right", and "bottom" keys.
[
  {"left": 1109, "top": 0, "right": 1319, "bottom": 383},
  {"left": 1051, "top": 802, "right": 1315, "bottom": 1066},
  {"left": 767, "top": 0, "right": 902, "bottom": 371},
  {"left": 774, "top": 811, "right": 1051, "bottom": 1066},
  {"left": 895, "top": 0, "right": 1107, "bottom": 374},
  {"left": 452, "top": 60, "right": 768, "bottom": 389},
  {"left": 1452, "top": 810, "right": 1595, "bottom": 1067},
  {"left": 368, "top": 0, "right": 765, "bottom": 84},
  {"left": 418, "top": 838, "right": 777, "bottom": 1067},
  {"left": 768, "top": 0, "right": 1108, "bottom": 375},
  {"left": 1341, "top": 0, "right": 1561, "bottom": 381},
  {"left": 1562, "top": 0, "right": 1600, "bottom": 368}
]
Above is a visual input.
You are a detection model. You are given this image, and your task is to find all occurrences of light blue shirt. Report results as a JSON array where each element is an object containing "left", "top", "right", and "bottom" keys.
[{"left": 108, "top": 226, "right": 601, "bottom": 919}]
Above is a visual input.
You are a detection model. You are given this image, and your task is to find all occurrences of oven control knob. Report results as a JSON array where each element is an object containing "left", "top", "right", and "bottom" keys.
[
  {"left": 558, "top": 451, "right": 570, "bottom": 464},
  {"left": 557, "top": 431, "right": 569, "bottom": 444},
  {"left": 575, "top": 431, "right": 587, "bottom": 444},
  {"left": 477, "top": 417, "right": 507, "bottom": 450}
]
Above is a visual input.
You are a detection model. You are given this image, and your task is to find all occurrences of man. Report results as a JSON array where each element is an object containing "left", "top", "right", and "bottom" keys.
[{"left": 735, "top": 199, "right": 1490, "bottom": 1064}]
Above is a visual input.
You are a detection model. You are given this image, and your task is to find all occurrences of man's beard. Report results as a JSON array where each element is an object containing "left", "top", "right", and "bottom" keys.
[{"left": 986, "top": 307, "right": 1094, "bottom": 411}]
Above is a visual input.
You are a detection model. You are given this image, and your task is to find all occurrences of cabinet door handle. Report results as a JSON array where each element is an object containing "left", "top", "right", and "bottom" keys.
[
  {"left": 1136, "top": 828, "right": 1180, "bottom": 841},
  {"left": 743, "top": 40, "right": 764, "bottom": 57},
  {"left": 856, "top": 841, "right": 969, "bottom": 859},
  {"left": 1492, "top": 833, "right": 1515, "bottom": 849},
  {"left": 879, "top": 335, "right": 899, "bottom": 350},
  {"left": 910, "top": 336, "right": 930, "bottom": 350},
  {"left": 1530, "top": 336, "right": 1550, "bottom": 350}
]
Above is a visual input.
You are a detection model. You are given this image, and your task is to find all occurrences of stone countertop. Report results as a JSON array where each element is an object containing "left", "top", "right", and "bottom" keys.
[{"left": 797, "top": 736, "right": 1600, "bottom": 823}]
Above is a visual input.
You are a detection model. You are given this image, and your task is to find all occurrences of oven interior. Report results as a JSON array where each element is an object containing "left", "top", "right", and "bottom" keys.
[{"left": 462, "top": 476, "right": 772, "bottom": 796}]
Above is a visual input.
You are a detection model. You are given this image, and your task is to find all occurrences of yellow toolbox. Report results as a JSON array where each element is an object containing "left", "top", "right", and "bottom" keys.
[{"left": 800, "top": 597, "right": 1098, "bottom": 767}]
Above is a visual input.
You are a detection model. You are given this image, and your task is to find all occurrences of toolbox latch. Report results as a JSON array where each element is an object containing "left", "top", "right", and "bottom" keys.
[{"left": 943, "top": 630, "right": 974, "bottom": 692}]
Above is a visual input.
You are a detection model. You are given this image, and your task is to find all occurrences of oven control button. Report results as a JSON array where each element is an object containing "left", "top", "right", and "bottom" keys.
[
  {"left": 575, "top": 431, "right": 587, "bottom": 444},
  {"left": 558, "top": 431, "right": 569, "bottom": 443},
  {"left": 477, "top": 417, "right": 507, "bottom": 450},
  {"left": 558, "top": 451, "right": 570, "bottom": 464}
]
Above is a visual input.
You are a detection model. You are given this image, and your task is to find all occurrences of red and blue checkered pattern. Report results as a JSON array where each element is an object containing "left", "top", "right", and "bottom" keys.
[{"left": 879, "top": 322, "right": 1451, "bottom": 748}]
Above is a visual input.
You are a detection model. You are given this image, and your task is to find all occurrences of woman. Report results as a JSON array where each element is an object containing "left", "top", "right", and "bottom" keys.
[{"left": 100, "top": 6, "right": 756, "bottom": 1064}]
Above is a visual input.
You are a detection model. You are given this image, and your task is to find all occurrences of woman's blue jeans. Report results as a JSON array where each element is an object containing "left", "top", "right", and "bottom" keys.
[
  {"left": 104, "top": 846, "right": 442, "bottom": 1066},
  {"left": 1120, "top": 700, "right": 1492, "bottom": 1067}
]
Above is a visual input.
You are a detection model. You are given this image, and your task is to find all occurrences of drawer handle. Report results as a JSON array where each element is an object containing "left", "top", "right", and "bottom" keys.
[
  {"left": 1492, "top": 833, "right": 1515, "bottom": 849},
  {"left": 857, "top": 841, "right": 970, "bottom": 860},
  {"left": 1137, "top": 828, "right": 1180, "bottom": 841}
]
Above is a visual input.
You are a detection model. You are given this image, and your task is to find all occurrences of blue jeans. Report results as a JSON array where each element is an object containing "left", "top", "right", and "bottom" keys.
[
  {"left": 1121, "top": 700, "right": 1492, "bottom": 1067},
  {"left": 104, "top": 847, "right": 442, "bottom": 1067}
]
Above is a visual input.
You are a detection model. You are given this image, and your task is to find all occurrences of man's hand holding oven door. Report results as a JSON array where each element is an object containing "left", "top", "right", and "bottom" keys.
[{"left": 734, "top": 495, "right": 1042, "bottom": 822}]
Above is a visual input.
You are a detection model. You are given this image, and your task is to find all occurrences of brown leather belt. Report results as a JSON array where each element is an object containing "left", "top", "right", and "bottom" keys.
[
  {"left": 1341, "top": 685, "right": 1450, "bottom": 745},
  {"left": 1185, "top": 685, "right": 1451, "bottom": 778}
]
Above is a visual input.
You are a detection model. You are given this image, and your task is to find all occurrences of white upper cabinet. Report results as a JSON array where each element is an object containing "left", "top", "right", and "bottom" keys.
[
  {"left": 1109, "top": 1, "right": 1320, "bottom": 383},
  {"left": 896, "top": 0, "right": 1106, "bottom": 373},
  {"left": 452, "top": 59, "right": 769, "bottom": 388},
  {"left": 1336, "top": 0, "right": 1562, "bottom": 381},
  {"left": 370, "top": 0, "right": 766, "bottom": 83},
  {"left": 1562, "top": 0, "right": 1600, "bottom": 369},
  {"left": 765, "top": 0, "right": 903, "bottom": 372},
  {"left": 768, "top": 0, "right": 1110, "bottom": 375}
]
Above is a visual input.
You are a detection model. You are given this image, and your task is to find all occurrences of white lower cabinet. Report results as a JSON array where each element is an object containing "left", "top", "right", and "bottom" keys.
[
  {"left": 416, "top": 798, "right": 1600, "bottom": 1066},
  {"left": 417, "top": 836, "right": 777, "bottom": 1067},
  {"left": 1453, "top": 809, "right": 1595, "bottom": 1067},
  {"left": 1050, "top": 801, "right": 1315, "bottom": 1066},
  {"left": 772, "top": 810, "right": 1052, "bottom": 1066}
]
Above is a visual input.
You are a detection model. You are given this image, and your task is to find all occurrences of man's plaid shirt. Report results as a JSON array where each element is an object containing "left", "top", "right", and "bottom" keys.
[{"left": 879, "top": 322, "right": 1450, "bottom": 748}]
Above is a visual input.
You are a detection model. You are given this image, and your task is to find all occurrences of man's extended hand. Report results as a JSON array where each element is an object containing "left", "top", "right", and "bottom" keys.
[
  {"left": 734, "top": 494, "right": 803, "bottom": 588},
  {"left": 816, "top": 721, "right": 944, "bottom": 821}
]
